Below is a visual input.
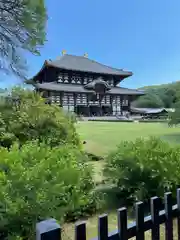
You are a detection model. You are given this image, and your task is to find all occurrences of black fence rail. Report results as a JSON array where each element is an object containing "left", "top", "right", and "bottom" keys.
[{"left": 36, "top": 188, "right": 180, "bottom": 240}]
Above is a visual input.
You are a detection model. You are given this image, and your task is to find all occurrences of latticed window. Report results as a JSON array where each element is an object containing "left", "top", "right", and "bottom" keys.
[
  {"left": 71, "top": 75, "right": 76, "bottom": 83},
  {"left": 82, "top": 94, "right": 87, "bottom": 104},
  {"left": 105, "top": 95, "right": 110, "bottom": 104},
  {"left": 64, "top": 74, "right": 69, "bottom": 83},
  {"left": 122, "top": 96, "right": 128, "bottom": 106},
  {"left": 76, "top": 94, "right": 82, "bottom": 104},
  {"left": 76, "top": 75, "right": 81, "bottom": 84},
  {"left": 117, "top": 96, "right": 121, "bottom": 104},
  {"left": 63, "top": 94, "right": 68, "bottom": 105},
  {"left": 57, "top": 74, "right": 63, "bottom": 83},
  {"left": 55, "top": 95, "right": 60, "bottom": 104},
  {"left": 63, "top": 93, "right": 74, "bottom": 105},
  {"left": 68, "top": 93, "right": 74, "bottom": 104}
]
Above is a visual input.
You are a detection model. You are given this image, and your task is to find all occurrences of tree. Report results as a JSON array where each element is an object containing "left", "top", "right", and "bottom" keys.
[
  {"left": 0, "top": 0, "right": 47, "bottom": 78},
  {"left": 133, "top": 92, "right": 164, "bottom": 108},
  {"left": 136, "top": 81, "right": 180, "bottom": 109},
  {"left": 169, "top": 101, "right": 180, "bottom": 126}
]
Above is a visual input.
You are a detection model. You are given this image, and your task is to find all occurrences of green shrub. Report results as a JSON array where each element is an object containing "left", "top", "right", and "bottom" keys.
[
  {"left": 0, "top": 88, "right": 81, "bottom": 148},
  {"left": 65, "top": 111, "right": 77, "bottom": 124},
  {"left": 104, "top": 137, "right": 180, "bottom": 202},
  {"left": 0, "top": 141, "right": 100, "bottom": 239},
  {"left": 0, "top": 114, "right": 17, "bottom": 148}
]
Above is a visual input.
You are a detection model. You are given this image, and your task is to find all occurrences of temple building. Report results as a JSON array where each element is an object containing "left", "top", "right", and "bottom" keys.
[{"left": 27, "top": 52, "right": 144, "bottom": 116}]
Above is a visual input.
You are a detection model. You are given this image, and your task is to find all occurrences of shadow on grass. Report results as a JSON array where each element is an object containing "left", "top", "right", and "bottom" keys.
[
  {"left": 161, "top": 133, "right": 180, "bottom": 144},
  {"left": 95, "top": 184, "right": 135, "bottom": 217},
  {"left": 95, "top": 183, "right": 176, "bottom": 220},
  {"left": 85, "top": 151, "right": 104, "bottom": 161}
]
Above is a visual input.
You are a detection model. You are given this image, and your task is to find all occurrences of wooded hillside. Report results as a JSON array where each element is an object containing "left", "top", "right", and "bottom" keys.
[{"left": 133, "top": 81, "right": 180, "bottom": 108}]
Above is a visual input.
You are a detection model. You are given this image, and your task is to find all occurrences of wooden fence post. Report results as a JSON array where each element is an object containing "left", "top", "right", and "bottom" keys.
[
  {"left": 165, "top": 192, "right": 173, "bottom": 240},
  {"left": 118, "top": 207, "right": 128, "bottom": 240},
  {"left": 150, "top": 196, "right": 160, "bottom": 240},
  {"left": 98, "top": 214, "right": 108, "bottom": 240},
  {"left": 177, "top": 188, "right": 180, "bottom": 239},
  {"left": 136, "top": 201, "right": 144, "bottom": 240},
  {"left": 36, "top": 218, "right": 61, "bottom": 240},
  {"left": 75, "top": 221, "right": 86, "bottom": 240}
]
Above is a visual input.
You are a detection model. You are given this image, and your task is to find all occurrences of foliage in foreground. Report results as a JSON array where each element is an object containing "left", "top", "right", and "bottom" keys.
[
  {"left": 0, "top": 88, "right": 81, "bottom": 148},
  {"left": 104, "top": 137, "right": 180, "bottom": 202},
  {"left": 0, "top": 142, "right": 101, "bottom": 239}
]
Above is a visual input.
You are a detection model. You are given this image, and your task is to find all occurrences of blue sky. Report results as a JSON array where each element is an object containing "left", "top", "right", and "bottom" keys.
[{"left": 1, "top": 0, "right": 180, "bottom": 89}]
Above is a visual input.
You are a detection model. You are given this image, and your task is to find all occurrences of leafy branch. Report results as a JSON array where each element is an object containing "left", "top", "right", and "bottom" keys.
[{"left": 0, "top": 0, "right": 47, "bottom": 79}]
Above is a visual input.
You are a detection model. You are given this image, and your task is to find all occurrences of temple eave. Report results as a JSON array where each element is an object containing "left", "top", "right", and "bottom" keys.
[{"left": 34, "top": 83, "right": 144, "bottom": 96}]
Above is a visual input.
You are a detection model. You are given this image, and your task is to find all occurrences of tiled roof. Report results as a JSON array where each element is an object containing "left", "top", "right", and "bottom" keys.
[
  {"left": 34, "top": 82, "right": 144, "bottom": 95},
  {"left": 131, "top": 107, "right": 169, "bottom": 114},
  {"left": 47, "top": 54, "right": 132, "bottom": 77}
]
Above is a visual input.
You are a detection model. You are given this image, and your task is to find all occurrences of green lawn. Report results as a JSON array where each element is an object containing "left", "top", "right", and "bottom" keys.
[{"left": 76, "top": 121, "right": 180, "bottom": 156}]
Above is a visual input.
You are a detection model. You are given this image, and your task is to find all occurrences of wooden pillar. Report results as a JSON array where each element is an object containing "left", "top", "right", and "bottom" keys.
[
  {"left": 99, "top": 94, "right": 103, "bottom": 116},
  {"left": 110, "top": 95, "right": 113, "bottom": 115},
  {"left": 86, "top": 93, "right": 90, "bottom": 116},
  {"left": 81, "top": 73, "right": 85, "bottom": 85},
  {"left": 120, "top": 95, "right": 123, "bottom": 115},
  {"left": 68, "top": 71, "right": 72, "bottom": 84},
  {"left": 128, "top": 95, "right": 131, "bottom": 112},
  {"left": 74, "top": 93, "right": 79, "bottom": 114},
  {"left": 73, "top": 93, "right": 76, "bottom": 113},
  {"left": 60, "top": 92, "right": 64, "bottom": 107}
]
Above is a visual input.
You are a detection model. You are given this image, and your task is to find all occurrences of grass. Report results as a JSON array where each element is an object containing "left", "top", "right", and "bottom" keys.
[
  {"left": 76, "top": 121, "right": 180, "bottom": 156},
  {"left": 62, "top": 211, "right": 120, "bottom": 240},
  {"left": 62, "top": 216, "right": 179, "bottom": 240},
  {"left": 89, "top": 160, "right": 105, "bottom": 184},
  {"left": 62, "top": 122, "right": 180, "bottom": 239}
]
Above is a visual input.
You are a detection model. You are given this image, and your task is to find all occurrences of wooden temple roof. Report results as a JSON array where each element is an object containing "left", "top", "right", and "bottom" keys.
[
  {"left": 34, "top": 82, "right": 144, "bottom": 95},
  {"left": 46, "top": 54, "right": 132, "bottom": 77}
]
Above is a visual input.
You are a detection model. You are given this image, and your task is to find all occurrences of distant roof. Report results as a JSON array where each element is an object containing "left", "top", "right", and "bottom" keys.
[
  {"left": 34, "top": 82, "right": 144, "bottom": 95},
  {"left": 131, "top": 107, "right": 173, "bottom": 114},
  {"left": 46, "top": 54, "right": 132, "bottom": 77}
]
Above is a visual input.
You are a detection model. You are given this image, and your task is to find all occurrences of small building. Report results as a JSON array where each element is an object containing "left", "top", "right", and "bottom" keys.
[
  {"left": 26, "top": 52, "right": 144, "bottom": 116},
  {"left": 130, "top": 107, "right": 170, "bottom": 118}
]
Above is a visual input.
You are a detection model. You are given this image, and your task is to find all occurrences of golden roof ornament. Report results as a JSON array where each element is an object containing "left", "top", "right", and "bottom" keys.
[
  {"left": 62, "top": 50, "right": 66, "bottom": 55},
  {"left": 84, "top": 53, "right": 88, "bottom": 58}
]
